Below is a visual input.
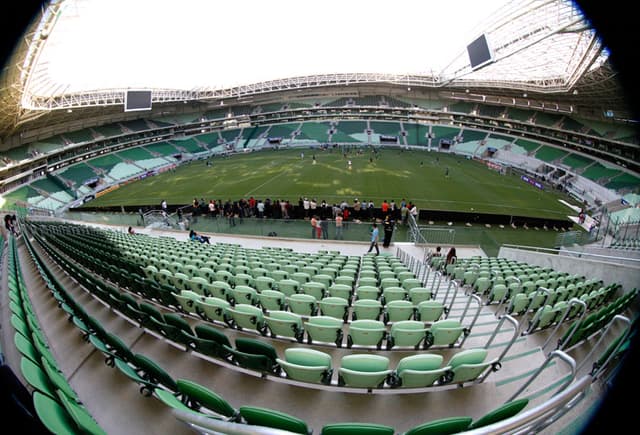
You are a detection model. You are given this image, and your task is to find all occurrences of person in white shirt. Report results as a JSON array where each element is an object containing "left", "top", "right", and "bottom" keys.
[{"left": 303, "top": 197, "right": 310, "bottom": 218}]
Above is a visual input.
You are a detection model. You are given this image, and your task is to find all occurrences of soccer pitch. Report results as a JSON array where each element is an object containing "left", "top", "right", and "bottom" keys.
[{"left": 84, "top": 147, "right": 577, "bottom": 220}]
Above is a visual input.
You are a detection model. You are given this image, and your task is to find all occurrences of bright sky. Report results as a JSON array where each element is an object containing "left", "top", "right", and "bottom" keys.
[{"left": 41, "top": 0, "right": 513, "bottom": 92}]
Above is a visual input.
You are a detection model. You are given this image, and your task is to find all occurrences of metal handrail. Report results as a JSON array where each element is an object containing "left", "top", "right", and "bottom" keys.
[
  {"left": 507, "top": 350, "right": 577, "bottom": 403},
  {"left": 484, "top": 314, "right": 521, "bottom": 362},
  {"left": 580, "top": 314, "right": 631, "bottom": 376},
  {"left": 543, "top": 298, "right": 587, "bottom": 352},
  {"left": 458, "top": 294, "right": 484, "bottom": 349},
  {"left": 464, "top": 375, "right": 592, "bottom": 435}
]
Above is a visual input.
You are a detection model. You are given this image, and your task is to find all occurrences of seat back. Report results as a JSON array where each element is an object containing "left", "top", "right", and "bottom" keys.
[
  {"left": 229, "top": 304, "right": 265, "bottom": 331},
  {"left": 385, "top": 300, "right": 415, "bottom": 323},
  {"left": 388, "top": 320, "right": 427, "bottom": 349},
  {"left": 319, "top": 296, "right": 349, "bottom": 322},
  {"left": 276, "top": 347, "right": 332, "bottom": 384},
  {"left": 348, "top": 319, "right": 386, "bottom": 348},
  {"left": 304, "top": 316, "right": 344, "bottom": 346},
  {"left": 352, "top": 299, "right": 382, "bottom": 321},
  {"left": 409, "top": 287, "right": 432, "bottom": 304},
  {"left": 417, "top": 300, "right": 445, "bottom": 323},
  {"left": 258, "top": 289, "right": 285, "bottom": 311},
  {"left": 239, "top": 406, "right": 310, "bottom": 435},
  {"left": 338, "top": 354, "right": 391, "bottom": 388},
  {"left": 177, "top": 379, "right": 238, "bottom": 418},
  {"left": 404, "top": 417, "right": 473, "bottom": 435},
  {"left": 395, "top": 353, "right": 445, "bottom": 388},
  {"left": 265, "top": 311, "right": 304, "bottom": 341},
  {"left": 427, "top": 319, "right": 464, "bottom": 347},
  {"left": 320, "top": 423, "right": 395, "bottom": 435}
]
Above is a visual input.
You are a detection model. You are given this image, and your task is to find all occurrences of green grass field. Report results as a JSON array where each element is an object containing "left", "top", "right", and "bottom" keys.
[{"left": 83, "top": 148, "right": 577, "bottom": 220}]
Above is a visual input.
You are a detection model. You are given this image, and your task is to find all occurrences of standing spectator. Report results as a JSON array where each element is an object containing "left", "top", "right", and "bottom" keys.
[
  {"left": 445, "top": 247, "right": 457, "bottom": 266},
  {"left": 281, "top": 199, "right": 288, "bottom": 219},
  {"left": 381, "top": 200, "right": 389, "bottom": 215},
  {"left": 315, "top": 216, "right": 323, "bottom": 239},
  {"left": 161, "top": 199, "right": 167, "bottom": 213},
  {"left": 335, "top": 212, "right": 344, "bottom": 240},
  {"left": 257, "top": 199, "right": 265, "bottom": 218},
  {"left": 382, "top": 215, "right": 394, "bottom": 248},
  {"left": 303, "top": 197, "right": 310, "bottom": 218},
  {"left": 138, "top": 208, "right": 145, "bottom": 225},
  {"left": 310, "top": 215, "right": 318, "bottom": 239},
  {"left": 367, "top": 200, "right": 375, "bottom": 221},
  {"left": 321, "top": 217, "right": 329, "bottom": 240},
  {"left": 366, "top": 223, "right": 380, "bottom": 255},
  {"left": 353, "top": 198, "right": 361, "bottom": 219},
  {"left": 310, "top": 198, "right": 317, "bottom": 214},
  {"left": 401, "top": 203, "right": 409, "bottom": 225},
  {"left": 410, "top": 203, "right": 418, "bottom": 221}
]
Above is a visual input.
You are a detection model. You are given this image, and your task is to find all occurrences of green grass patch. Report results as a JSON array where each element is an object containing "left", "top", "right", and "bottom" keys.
[{"left": 82, "top": 148, "right": 578, "bottom": 220}]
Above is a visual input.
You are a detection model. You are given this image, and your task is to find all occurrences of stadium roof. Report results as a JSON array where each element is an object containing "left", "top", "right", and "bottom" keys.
[
  {"left": 0, "top": 0, "right": 627, "bottom": 140},
  {"left": 20, "top": 0, "right": 608, "bottom": 102}
]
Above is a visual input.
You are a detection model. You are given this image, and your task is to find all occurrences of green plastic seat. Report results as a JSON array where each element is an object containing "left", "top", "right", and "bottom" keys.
[
  {"left": 338, "top": 354, "right": 392, "bottom": 388},
  {"left": 210, "top": 280, "right": 232, "bottom": 301},
  {"left": 319, "top": 296, "right": 350, "bottom": 322},
  {"left": 258, "top": 289, "right": 286, "bottom": 312},
  {"left": 304, "top": 316, "right": 344, "bottom": 347},
  {"left": 404, "top": 416, "right": 473, "bottom": 435},
  {"left": 192, "top": 324, "right": 232, "bottom": 359},
  {"left": 255, "top": 275, "right": 276, "bottom": 292},
  {"left": 276, "top": 347, "right": 333, "bottom": 385},
  {"left": 228, "top": 304, "right": 266, "bottom": 333},
  {"left": 393, "top": 353, "right": 447, "bottom": 388},
  {"left": 291, "top": 271, "right": 312, "bottom": 285},
  {"left": 20, "top": 357, "right": 56, "bottom": 400},
  {"left": 384, "top": 300, "right": 415, "bottom": 324},
  {"left": 358, "top": 276, "right": 378, "bottom": 288},
  {"left": 468, "top": 398, "right": 529, "bottom": 429},
  {"left": 334, "top": 275, "right": 355, "bottom": 288},
  {"left": 195, "top": 297, "right": 230, "bottom": 324},
  {"left": 226, "top": 338, "right": 279, "bottom": 374},
  {"left": 347, "top": 319, "right": 387, "bottom": 349},
  {"left": 175, "top": 290, "right": 201, "bottom": 315},
  {"left": 355, "top": 285, "right": 380, "bottom": 301},
  {"left": 278, "top": 279, "right": 301, "bottom": 297},
  {"left": 416, "top": 300, "right": 445, "bottom": 323},
  {"left": 33, "top": 391, "right": 80, "bottom": 435},
  {"left": 230, "top": 285, "right": 260, "bottom": 306},
  {"left": 239, "top": 406, "right": 311, "bottom": 435},
  {"left": 380, "top": 277, "right": 401, "bottom": 290},
  {"left": 176, "top": 378, "right": 239, "bottom": 419},
  {"left": 321, "top": 422, "right": 395, "bottom": 435},
  {"left": 444, "top": 348, "right": 495, "bottom": 385},
  {"left": 56, "top": 391, "right": 107, "bottom": 435},
  {"left": 352, "top": 299, "right": 382, "bottom": 321},
  {"left": 409, "top": 287, "right": 432, "bottom": 304},
  {"left": 425, "top": 319, "right": 464, "bottom": 348},
  {"left": 312, "top": 273, "right": 333, "bottom": 289},
  {"left": 487, "top": 283, "right": 508, "bottom": 305},
  {"left": 265, "top": 311, "right": 304, "bottom": 341},
  {"left": 287, "top": 293, "right": 318, "bottom": 316},
  {"left": 328, "top": 283, "right": 353, "bottom": 301},
  {"left": 387, "top": 320, "right": 427, "bottom": 350},
  {"left": 301, "top": 281, "right": 327, "bottom": 300},
  {"left": 382, "top": 286, "right": 408, "bottom": 304}
]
